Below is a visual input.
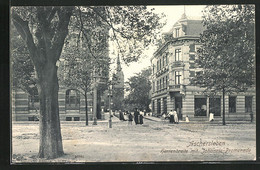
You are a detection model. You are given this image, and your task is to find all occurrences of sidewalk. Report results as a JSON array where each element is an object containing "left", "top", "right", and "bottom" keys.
[{"left": 143, "top": 115, "right": 255, "bottom": 124}]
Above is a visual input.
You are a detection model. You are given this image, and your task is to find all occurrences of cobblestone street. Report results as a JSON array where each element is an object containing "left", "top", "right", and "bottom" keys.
[{"left": 12, "top": 115, "right": 256, "bottom": 163}]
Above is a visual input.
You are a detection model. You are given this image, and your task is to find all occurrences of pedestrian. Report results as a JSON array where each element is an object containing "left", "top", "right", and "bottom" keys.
[
  {"left": 140, "top": 110, "right": 144, "bottom": 124},
  {"left": 134, "top": 108, "right": 139, "bottom": 125},
  {"left": 250, "top": 112, "right": 253, "bottom": 122},
  {"left": 128, "top": 113, "right": 133, "bottom": 125},
  {"left": 169, "top": 110, "right": 174, "bottom": 123},
  {"left": 144, "top": 110, "right": 146, "bottom": 116},
  {"left": 185, "top": 115, "right": 189, "bottom": 123},
  {"left": 174, "top": 110, "right": 179, "bottom": 124},
  {"left": 119, "top": 110, "right": 123, "bottom": 120}
]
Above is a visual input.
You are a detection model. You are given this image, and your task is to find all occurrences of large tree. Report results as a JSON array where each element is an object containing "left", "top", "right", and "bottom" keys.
[
  {"left": 192, "top": 5, "right": 255, "bottom": 125},
  {"left": 11, "top": 6, "right": 164, "bottom": 158},
  {"left": 124, "top": 67, "right": 152, "bottom": 111}
]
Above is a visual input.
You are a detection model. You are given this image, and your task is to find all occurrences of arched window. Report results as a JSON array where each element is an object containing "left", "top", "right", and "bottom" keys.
[{"left": 66, "top": 89, "right": 80, "bottom": 110}]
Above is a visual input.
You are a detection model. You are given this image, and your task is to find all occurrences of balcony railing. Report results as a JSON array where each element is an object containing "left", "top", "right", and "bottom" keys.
[
  {"left": 172, "top": 61, "right": 184, "bottom": 68},
  {"left": 168, "top": 84, "right": 184, "bottom": 92}
]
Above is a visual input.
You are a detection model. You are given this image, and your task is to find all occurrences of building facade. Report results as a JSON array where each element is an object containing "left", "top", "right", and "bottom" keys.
[
  {"left": 150, "top": 14, "right": 255, "bottom": 121},
  {"left": 12, "top": 57, "right": 125, "bottom": 121}
]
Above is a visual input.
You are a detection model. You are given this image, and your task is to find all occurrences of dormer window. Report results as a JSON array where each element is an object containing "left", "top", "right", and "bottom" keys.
[{"left": 175, "top": 28, "right": 180, "bottom": 37}]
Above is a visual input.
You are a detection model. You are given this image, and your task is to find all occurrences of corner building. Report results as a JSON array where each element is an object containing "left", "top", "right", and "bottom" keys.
[{"left": 150, "top": 14, "right": 255, "bottom": 121}]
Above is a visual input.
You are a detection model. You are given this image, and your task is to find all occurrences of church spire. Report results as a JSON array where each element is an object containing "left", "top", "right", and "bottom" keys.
[
  {"left": 116, "top": 55, "right": 122, "bottom": 72},
  {"left": 180, "top": 5, "right": 187, "bottom": 19}
]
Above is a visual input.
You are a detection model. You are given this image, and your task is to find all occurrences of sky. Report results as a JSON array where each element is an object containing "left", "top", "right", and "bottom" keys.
[{"left": 110, "top": 5, "right": 206, "bottom": 82}]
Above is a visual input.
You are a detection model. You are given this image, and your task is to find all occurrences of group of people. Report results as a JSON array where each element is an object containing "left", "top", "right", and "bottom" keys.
[
  {"left": 117, "top": 109, "right": 145, "bottom": 125},
  {"left": 163, "top": 110, "right": 179, "bottom": 124}
]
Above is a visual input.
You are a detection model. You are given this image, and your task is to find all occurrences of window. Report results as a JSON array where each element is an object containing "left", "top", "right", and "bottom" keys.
[
  {"left": 229, "top": 96, "right": 236, "bottom": 113},
  {"left": 160, "top": 79, "right": 162, "bottom": 90},
  {"left": 152, "top": 100, "right": 155, "bottom": 112},
  {"left": 157, "top": 60, "right": 159, "bottom": 71},
  {"left": 163, "top": 97, "right": 167, "bottom": 114},
  {"left": 175, "top": 49, "right": 181, "bottom": 61},
  {"left": 190, "top": 71, "right": 195, "bottom": 77},
  {"left": 175, "top": 28, "right": 180, "bottom": 37},
  {"left": 152, "top": 64, "right": 155, "bottom": 74},
  {"left": 152, "top": 82, "right": 155, "bottom": 92},
  {"left": 157, "top": 81, "right": 159, "bottom": 91},
  {"left": 66, "top": 89, "right": 80, "bottom": 110},
  {"left": 162, "top": 56, "right": 165, "bottom": 67},
  {"left": 190, "top": 63, "right": 195, "bottom": 69},
  {"left": 245, "top": 96, "right": 253, "bottom": 113},
  {"left": 165, "top": 54, "right": 168, "bottom": 65},
  {"left": 159, "top": 59, "right": 162, "bottom": 70},
  {"left": 165, "top": 75, "right": 168, "bottom": 88},
  {"left": 189, "top": 44, "right": 195, "bottom": 52},
  {"left": 175, "top": 71, "right": 182, "bottom": 84},
  {"left": 194, "top": 97, "right": 207, "bottom": 116},
  {"left": 162, "top": 77, "right": 165, "bottom": 88},
  {"left": 189, "top": 54, "right": 195, "bottom": 60}
]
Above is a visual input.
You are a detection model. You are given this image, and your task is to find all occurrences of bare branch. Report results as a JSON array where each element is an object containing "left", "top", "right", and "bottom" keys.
[
  {"left": 76, "top": 7, "right": 96, "bottom": 59},
  {"left": 11, "top": 11, "right": 40, "bottom": 66},
  {"left": 51, "top": 7, "right": 74, "bottom": 61},
  {"left": 47, "top": 7, "right": 58, "bottom": 23}
]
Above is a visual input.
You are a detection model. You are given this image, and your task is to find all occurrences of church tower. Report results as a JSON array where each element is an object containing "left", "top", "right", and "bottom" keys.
[{"left": 112, "top": 56, "right": 124, "bottom": 111}]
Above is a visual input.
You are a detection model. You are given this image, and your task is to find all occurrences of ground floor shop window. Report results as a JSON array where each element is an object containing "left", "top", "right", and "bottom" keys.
[
  {"left": 157, "top": 99, "right": 161, "bottom": 115},
  {"left": 245, "top": 96, "right": 253, "bottom": 113},
  {"left": 209, "top": 98, "right": 221, "bottom": 116},
  {"left": 229, "top": 96, "right": 236, "bottom": 113},
  {"left": 163, "top": 97, "right": 167, "bottom": 114},
  {"left": 194, "top": 97, "right": 207, "bottom": 116},
  {"left": 152, "top": 100, "right": 155, "bottom": 113},
  {"left": 66, "top": 89, "right": 80, "bottom": 110}
]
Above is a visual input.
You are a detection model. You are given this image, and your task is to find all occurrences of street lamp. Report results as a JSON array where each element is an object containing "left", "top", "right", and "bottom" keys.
[
  {"left": 92, "top": 75, "right": 98, "bottom": 125},
  {"left": 91, "top": 66, "right": 108, "bottom": 125},
  {"left": 108, "top": 84, "right": 113, "bottom": 128}
]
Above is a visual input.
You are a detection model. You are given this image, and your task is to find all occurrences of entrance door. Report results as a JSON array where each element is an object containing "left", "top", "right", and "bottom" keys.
[
  {"left": 157, "top": 99, "right": 161, "bottom": 115},
  {"left": 209, "top": 98, "right": 221, "bottom": 116},
  {"left": 163, "top": 97, "right": 167, "bottom": 114},
  {"left": 175, "top": 96, "right": 182, "bottom": 119}
]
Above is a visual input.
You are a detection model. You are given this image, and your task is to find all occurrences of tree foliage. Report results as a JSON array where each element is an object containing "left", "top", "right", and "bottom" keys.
[
  {"left": 193, "top": 5, "right": 255, "bottom": 93},
  {"left": 124, "top": 67, "right": 152, "bottom": 111},
  {"left": 191, "top": 5, "right": 255, "bottom": 125}
]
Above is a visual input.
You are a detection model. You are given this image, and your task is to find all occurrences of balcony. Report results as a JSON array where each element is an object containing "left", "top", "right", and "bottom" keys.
[
  {"left": 171, "top": 61, "right": 184, "bottom": 68},
  {"left": 168, "top": 84, "right": 183, "bottom": 92}
]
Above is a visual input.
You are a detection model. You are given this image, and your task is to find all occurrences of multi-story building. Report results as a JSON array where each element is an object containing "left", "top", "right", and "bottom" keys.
[
  {"left": 12, "top": 55, "right": 125, "bottom": 121},
  {"left": 150, "top": 13, "right": 255, "bottom": 121}
]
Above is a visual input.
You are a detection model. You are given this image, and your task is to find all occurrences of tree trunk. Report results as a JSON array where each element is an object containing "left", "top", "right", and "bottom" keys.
[
  {"left": 11, "top": 7, "right": 73, "bottom": 159},
  {"left": 85, "top": 91, "right": 88, "bottom": 126},
  {"left": 222, "top": 88, "right": 226, "bottom": 125},
  {"left": 37, "top": 62, "right": 64, "bottom": 158}
]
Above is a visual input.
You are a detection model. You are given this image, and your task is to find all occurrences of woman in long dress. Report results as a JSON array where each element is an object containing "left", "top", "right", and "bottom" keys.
[{"left": 173, "top": 110, "right": 179, "bottom": 124}]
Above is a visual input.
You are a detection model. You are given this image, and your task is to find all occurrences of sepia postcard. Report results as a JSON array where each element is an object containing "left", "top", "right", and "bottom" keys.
[{"left": 10, "top": 4, "right": 256, "bottom": 163}]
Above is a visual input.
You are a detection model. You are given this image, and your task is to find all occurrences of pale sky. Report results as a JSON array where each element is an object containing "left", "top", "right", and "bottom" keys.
[{"left": 110, "top": 5, "right": 206, "bottom": 82}]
